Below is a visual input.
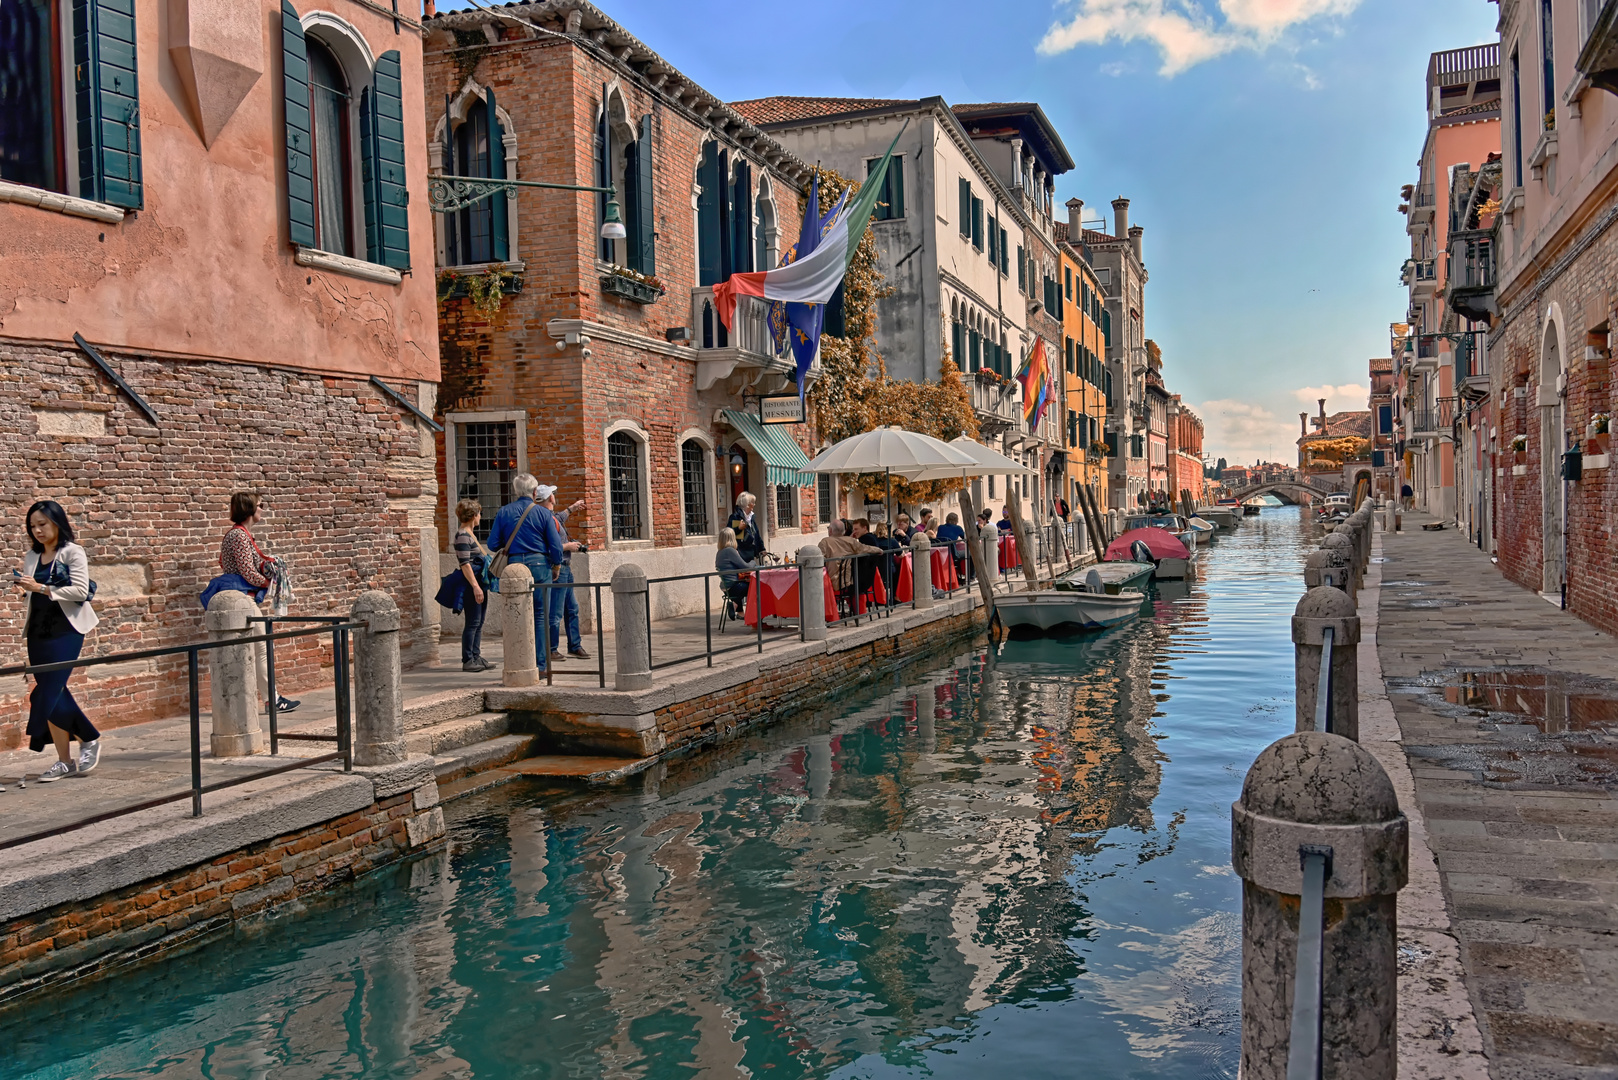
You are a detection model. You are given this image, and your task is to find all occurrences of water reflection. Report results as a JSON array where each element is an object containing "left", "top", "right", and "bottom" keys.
[{"left": 6, "top": 510, "right": 1318, "bottom": 1080}]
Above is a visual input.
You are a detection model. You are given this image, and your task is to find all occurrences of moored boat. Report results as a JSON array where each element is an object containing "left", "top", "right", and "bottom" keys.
[
  {"left": 1104, "top": 527, "right": 1196, "bottom": 580},
  {"left": 995, "top": 587, "right": 1146, "bottom": 633},
  {"left": 1053, "top": 560, "right": 1153, "bottom": 594}
]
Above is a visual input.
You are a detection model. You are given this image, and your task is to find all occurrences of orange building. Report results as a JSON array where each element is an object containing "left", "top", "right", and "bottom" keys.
[
  {"left": 1168, "top": 396, "right": 1205, "bottom": 504},
  {"left": 1056, "top": 207, "right": 1109, "bottom": 515}
]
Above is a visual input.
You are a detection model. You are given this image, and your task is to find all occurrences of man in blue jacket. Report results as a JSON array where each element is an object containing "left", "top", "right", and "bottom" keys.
[{"left": 486, "top": 473, "right": 575, "bottom": 672}]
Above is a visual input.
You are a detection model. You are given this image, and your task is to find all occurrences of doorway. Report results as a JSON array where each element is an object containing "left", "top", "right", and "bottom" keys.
[{"left": 1539, "top": 321, "right": 1565, "bottom": 595}]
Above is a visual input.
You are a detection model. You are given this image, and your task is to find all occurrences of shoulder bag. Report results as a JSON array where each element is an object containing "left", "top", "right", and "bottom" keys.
[{"left": 487, "top": 500, "right": 539, "bottom": 582}]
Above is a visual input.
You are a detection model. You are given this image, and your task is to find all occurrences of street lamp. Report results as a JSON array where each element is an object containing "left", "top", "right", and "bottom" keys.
[
  {"left": 600, "top": 195, "right": 626, "bottom": 241},
  {"left": 429, "top": 173, "right": 622, "bottom": 242}
]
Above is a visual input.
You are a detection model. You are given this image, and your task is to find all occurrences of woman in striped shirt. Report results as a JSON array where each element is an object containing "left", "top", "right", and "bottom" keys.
[{"left": 220, "top": 493, "right": 299, "bottom": 714}]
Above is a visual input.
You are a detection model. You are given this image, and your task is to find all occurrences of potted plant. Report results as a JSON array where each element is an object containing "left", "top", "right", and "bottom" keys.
[
  {"left": 1511, "top": 433, "right": 1527, "bottom": 464},
  {"left": 1587, "top": 412, "right": 1610, "bottom": 455},
  {"left": 600, "top": 265, "right": 664, "bottom": 304}
]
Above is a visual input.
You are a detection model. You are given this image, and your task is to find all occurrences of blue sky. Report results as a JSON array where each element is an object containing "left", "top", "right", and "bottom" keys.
[{"left": 439, "top": 0, "right": 1499, "bottom": 464}]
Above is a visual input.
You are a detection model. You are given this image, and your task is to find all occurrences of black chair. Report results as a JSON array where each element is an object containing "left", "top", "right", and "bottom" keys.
[{"left": 717, "top": 578, "right": 748, "bottom": 633}]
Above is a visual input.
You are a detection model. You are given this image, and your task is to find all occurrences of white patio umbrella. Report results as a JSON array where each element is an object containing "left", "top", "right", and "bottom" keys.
[
  {"left": 806, "top": 427, "right": 979, "bottom": 527},
  {"left": 905, "top": 436, "right": 1032, "bottom": 482}
]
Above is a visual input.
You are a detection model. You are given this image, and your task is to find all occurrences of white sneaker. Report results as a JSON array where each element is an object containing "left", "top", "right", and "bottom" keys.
[
  {"left": 37, "top": 761, "right": 74, "bottom": 783},
  {"left": 77, "top": 740, "right": 101, "bottom": 775}
]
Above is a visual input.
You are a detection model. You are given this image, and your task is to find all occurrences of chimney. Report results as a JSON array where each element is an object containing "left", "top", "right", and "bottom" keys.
[
  {"left": 423, "top": 0, "right": 436, "bottom": 12},
  {"left": 1317, "top": 398, "right": 1327, "bottom": 428},
  {"left": 1066, "top": 197, "right": 1084, "bottom": 239},
  {"left": 1112, "top": 197, "right": 1130, "bottom": 238},
  {"left": 1128, "top": 224, "right": 1143, "bottom": 262},
  {"left": 1300, "top": 412, "right": 1309, "bottom": 437}
]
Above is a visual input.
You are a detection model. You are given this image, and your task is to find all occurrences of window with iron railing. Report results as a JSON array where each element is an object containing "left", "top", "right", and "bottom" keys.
[
  {"left": 455, "top": 421, "right": 517, "bottom": 542},
  {"left": 775, "top": 484, "right": 795, "bottom": 531},
  {"left": 680, "top": 439, "right": 711, "bottom": 536},
  {"left": 608, "top": 432, "right": 644, "bottom": 540},
  {"left": 817, "top": 473, "right": 834, "bottom": 524}
]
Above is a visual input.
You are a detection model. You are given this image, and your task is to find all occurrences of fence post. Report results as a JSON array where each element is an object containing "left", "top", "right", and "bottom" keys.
[
  {"left": 1293, "top": 586, "right": 1361, "bottom": 740},
  {"left": 797, "top": 546, "right": 827, "bottom": 640},
  {"left": 499, "top": 563, "right": 538, "bottom": 688},
  {"left": 1320, "top": 533, "right": 1357, "bottom": 602},
  {"left": 205, "top": 591, "right": 264, "bottom": 757},
  {"left": 1232, "top": 732, "right": 1408, "bottom": 1079},
  {"left": 911, "top": 533, "right": 935, "bottom": 609},
  {"left": 351, "top": 590, "right": 407, "bottom": 766},
  {"left": 612, "top": 563, "right": 652, "bottom": 691}
]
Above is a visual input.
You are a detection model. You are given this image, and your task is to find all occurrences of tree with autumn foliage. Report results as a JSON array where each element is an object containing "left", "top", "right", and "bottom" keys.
[
  {"left": 1303, "top": 436, "right": 1370, "bottom": 468},
  {"left": 805, "top": 169, "right": 979, "bottom": 504}
]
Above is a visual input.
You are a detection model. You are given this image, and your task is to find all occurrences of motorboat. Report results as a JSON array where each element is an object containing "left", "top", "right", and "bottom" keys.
[
  {"left": 1053, "top": 559, "right": 1153, "bottom": 594},
  {"left": 1104, "top": 528, "right": 1195, "bottom": 580},
  {"left": 1199, "top": 505, "right": 1238, "bottom": 529},
  {"left": 1242, "top": 502, "right": 1262, "bottom": 516},
  {"left": 1124, "top": 513, "right": 1200, "bottom": 555},
  {"left": 1186, "top": 516, "right": 1217, "bottom": 542},
  {"left": 995, "top": 568, "right": 1146, "bottom": 633}
]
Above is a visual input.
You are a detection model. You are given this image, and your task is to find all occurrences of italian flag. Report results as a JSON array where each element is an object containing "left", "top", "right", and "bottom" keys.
[{"left": 712, "top": 125, "right": 905, "bottom": 331}]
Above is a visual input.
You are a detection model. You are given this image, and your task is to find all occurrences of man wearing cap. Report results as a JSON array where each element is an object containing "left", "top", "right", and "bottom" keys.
[
  {"left": 486, "top": 474, "right": 576, "bottom": 673},
  {"left": 546, "top": 489, "right": 590, "bottom": 662}
]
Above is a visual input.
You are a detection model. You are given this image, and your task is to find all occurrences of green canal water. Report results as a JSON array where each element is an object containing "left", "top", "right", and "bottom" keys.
[{"left": 4, "top": 509, "right": 1316, "bottom": 1080}]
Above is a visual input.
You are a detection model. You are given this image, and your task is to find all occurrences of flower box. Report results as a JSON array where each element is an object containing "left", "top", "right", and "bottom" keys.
[
  {"left": 1513, "top": 450, "right": 1527, "bottom": 465},
  {"left": 601, "top": 273, "right": 663, "bottom": 304}
]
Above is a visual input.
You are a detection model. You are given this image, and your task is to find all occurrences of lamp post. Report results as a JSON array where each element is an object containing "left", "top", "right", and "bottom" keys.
[{"left": 428, "top": 173, "right": 624, "bottom": 242}]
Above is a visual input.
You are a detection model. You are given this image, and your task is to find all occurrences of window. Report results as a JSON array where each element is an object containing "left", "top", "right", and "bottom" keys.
[
  {"left": 1511, "top": 48, "right": 1524, "bottom": 186},
  {"left": 868, "top": 153, "right": 904, "bottom": 219},
  {"left": 602, "top": 101, "right": 657, "bottom": 273},
  {"left": 0, "top": 0, "right": 141, "bottom": 207},
  {"left": 1541, "top": 0, "right": 1556, "bottom": 131},
  {"left": 971, "top": 194, "right": 984, "bottom": 250},
  {"left": 456, "top": 421, "right": 517, "bottom": 542},
  {"left": 306, "top": 39, "right": 354, "bottom": 256},
  {"left": 608, "top": 432, "right": 644, "bottom": 540},
  {"left": 969, "top": 327, "right": 981, "bottom": 370},
  {"left": 952, "top": 318, "right": 965, "bottom": 367},
  {"left": 998, "top": 224, "right": 1009, "bottom": 274},
  {"left": 681, "top": 439, "right": 711, "bottom": 535},
  {"left": 1016, "top": 245, "right": 1026, "bottom": 293},
  {"left": 1064, "top": 266, "right": 1073, "bottom": 300},
  {"left": 987, "top": 214, "right": 997, "bottom": 264},
  {"left": 958, "top": 177, "right": 971, "bottom": 238},
  {"left": 445, "top": 95, "right": 507, "bottom": 265},
  {"left": 1102, "top": 309, "right": 1112, "bottom": 347},
  {"left": 1065, "top": 336, "right": 1074, "bottom": 373},
  {"left": 1095, "top": 266, "right": 1111, "bottom": 286},
  {"left": 696, "top": 141, "right": 745, "bottom": 284},
  {"left": 817, "top": 473, "right": 834, "bottom": 524},
  {"left": 775, "top": 484, "right": 795, "bottom": 530}
]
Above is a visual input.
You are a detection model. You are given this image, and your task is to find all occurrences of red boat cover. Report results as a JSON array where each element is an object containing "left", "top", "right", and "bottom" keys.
[{"left": 1104, "top": 527, "right": 1189, "bottom": 563}]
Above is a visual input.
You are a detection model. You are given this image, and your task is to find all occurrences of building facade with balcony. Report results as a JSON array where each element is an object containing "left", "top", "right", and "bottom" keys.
[
  {"left": 1144, "top": 353, "right": 1172, "bottom": 498},
  {"left": 1085, "top": 200, "right": 1149, "bottom": 510},
  {"left": 728, "top": 96, "right": 1075, "bottom": 514},
  {"left": 1168, "top": 396, "right": 1205, "bottom": 506},
  {"left": 1057, "top": 205, "right": 1110, "bottom": 513},
  {"left": 1445, "top": 158, "right": 1504, "bottom": 549},
  {"left": 1396, "top": 42, "right": 1501, "bottom": 522},
  {"left": 0, "top": 0, "right": 442, "bottom": 743},
  {"left": 423, "top": 2, "right": 821, "bottom": 617},
  {"left": 1369, "top": 354, "right": 1398, "bottom": 501},
  {"left": 1483, "top": 0, "right": 1618, "bottom": 632}
]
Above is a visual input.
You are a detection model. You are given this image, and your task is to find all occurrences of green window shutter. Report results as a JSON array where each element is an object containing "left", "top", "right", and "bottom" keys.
[
  {"left": 889, "top": 154, "right": 904, "bottom": 218},
  {"left": 1064, "top": 266, "right": 1072, "bottom": 300},
  {"left": 1017, "top": 245, "right": 1025, "bottom": 292},
  {"left": 971, "top": 196, "right": 983, "bottom": 249},
  {"left": 1102, "top": 309, "right": 1111, "bottom": 347},
  {"left": 279, "top": 2, "right": 315, "bottom": 246},
  {"left": 731, "top": 159, "right": 752, "bottom": 273},
  {"left": 986, "top": 215, "right": 996, "bottom": 263},
  {"left": 969, "top": 328, "right": 980, "bottom": 370},
  {"left": 1000, "top": 226, "right": 1009, "bottom": 273},
  {"left": 629, "top": 113, "right": 655, "bottom": 274},
  {"left": 487, "top": 88, "right": 509, "bottom": 262},
  {"left": 697, "top": 142, "right": 721, "bottom": 285},
  {"left": 361, "top": 50, "right": 409, "bottom": 270},
  {"left": 74, "top": 0, "right": 142, "bottom": 209},
  {"left": 959, "top": 178, "right": 970, "bottom": 237}
]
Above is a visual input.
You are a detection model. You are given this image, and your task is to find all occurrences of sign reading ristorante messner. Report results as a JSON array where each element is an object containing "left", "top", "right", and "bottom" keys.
[{"left": 759, "top": 394, "right": 806, "bottom": 424}]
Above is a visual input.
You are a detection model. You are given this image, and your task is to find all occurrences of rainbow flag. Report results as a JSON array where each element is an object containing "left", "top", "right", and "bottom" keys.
[{"left": 1017, "top": 336, "right": 1056, "bottom": 428}]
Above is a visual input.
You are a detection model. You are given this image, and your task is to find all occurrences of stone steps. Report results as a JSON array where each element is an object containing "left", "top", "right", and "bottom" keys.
[
  {"left": 402, "top": 688, "right": 487, "bottom": 733},
  {"left": 433, "top": 733, "right": 537, "bottom": 787},
  {"left": 405, "top": 711, "right": 510, "bottom": 757}
]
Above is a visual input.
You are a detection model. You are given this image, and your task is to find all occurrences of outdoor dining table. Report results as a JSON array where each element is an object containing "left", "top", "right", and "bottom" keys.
[
  {"left": 997, "top": 536, "right": 1021, "bottom": 571},
  {"left": 744, "top": 566, "right": 838, "bottom": 627},
  {"left": 895, "top": 547, "right": 960, "bottom": 602}
]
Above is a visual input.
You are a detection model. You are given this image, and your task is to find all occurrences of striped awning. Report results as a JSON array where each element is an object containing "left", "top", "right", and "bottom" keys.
[{"left": 721, "top": 409, "right": 814, "bottom": 487}]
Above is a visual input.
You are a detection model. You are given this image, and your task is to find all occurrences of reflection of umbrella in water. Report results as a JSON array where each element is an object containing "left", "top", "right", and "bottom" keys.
[{"left": 1104, "top": 527, "right": 1189, "bottom": 563}]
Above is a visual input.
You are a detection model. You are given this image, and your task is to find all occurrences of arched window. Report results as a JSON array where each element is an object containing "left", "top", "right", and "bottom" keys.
[
  {"left": 446, "top": 97, "right": 504, "bottom": 264},
  {"left": 608, "top": 431, "right": 645, "bottom": 540},
  {"left": 307, "top": 38, "right": 354, "bottom": 256},
  {"left": 680, "top": 438, "right": 711, "bottom": 535},
  {"left": 596, "top": 89, "right": 655, "bottom": 273},
  {"left": 696, "top": 141, "right": 754, "bottom": 285}
]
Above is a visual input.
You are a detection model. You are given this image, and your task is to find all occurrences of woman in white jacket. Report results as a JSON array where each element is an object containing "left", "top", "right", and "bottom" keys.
[{"left": 15, "top": 500, "right": 101, "bottom": 782}]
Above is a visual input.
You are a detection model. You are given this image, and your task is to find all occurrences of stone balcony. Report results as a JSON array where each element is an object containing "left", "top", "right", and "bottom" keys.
[
  {"left": 690, "top": 287, "right": 813, "bottom": 393},
  {"left": 969, "top": 371, "right": 1021, "bottom": 436}
]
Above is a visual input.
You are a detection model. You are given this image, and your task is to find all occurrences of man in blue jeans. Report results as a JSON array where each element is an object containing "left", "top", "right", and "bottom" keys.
[
  {"left": 545, "top": 488, "right": 590, "bottom": 661},
  {"left": 485, "top": 474, "right": 574, "bottom": 673}
]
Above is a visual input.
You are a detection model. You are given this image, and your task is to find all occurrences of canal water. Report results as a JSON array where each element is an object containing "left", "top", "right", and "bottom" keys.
[{"left": 5, "top": 509, "right": 1315, "bottom": 1080}]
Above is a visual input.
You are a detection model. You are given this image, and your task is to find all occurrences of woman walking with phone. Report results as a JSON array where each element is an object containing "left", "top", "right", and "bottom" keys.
[{"left": 14, "top": 500, "right": 101, "bottom": 782}]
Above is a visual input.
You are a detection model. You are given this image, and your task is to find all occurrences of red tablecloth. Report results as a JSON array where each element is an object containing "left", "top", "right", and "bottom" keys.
[
  {"left": 896, "top": 548, "right": 960, "bottom": 602},
  {"left": 744, "top": 567, "right": 837, "bottom": 627},
  {"left": 997, "top": 536, "right": 1020, "bottom": 571}
]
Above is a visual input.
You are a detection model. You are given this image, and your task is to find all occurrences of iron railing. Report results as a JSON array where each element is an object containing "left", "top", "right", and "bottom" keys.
[
  {"left": 533, "top": 580, "right": 608, "bottom": 687},
  {"left": 1288, "top": 845, "right": 1332, "bottom": 1079},
  {"left": 1315, "top": 627, "right": 1334, "bottom": 733},
  {"left": 0, "top": 621, "right": 359, "bottom": 852}
]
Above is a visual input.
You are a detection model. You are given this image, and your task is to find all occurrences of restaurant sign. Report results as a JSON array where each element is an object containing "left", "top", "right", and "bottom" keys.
[{"left": 759, "top": 393, "right": 806, "bottom": 425}]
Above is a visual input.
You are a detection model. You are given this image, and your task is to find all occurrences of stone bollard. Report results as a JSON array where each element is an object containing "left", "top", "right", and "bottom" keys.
[
  {"left": 1320, "top": 533, "right": 1357, "bottom": 599},
  {"left": 206, "top": 590, "right": 264, "bottom": 757},
  {"left": 797, "top": 545, "right": 827, "bottom": 640},
  {"left": 980, "top": 524, "right": 1000, "bottom": 591},
  {"left": 1232, "top": 732, "right": 1408, "bottom": 1079},
  {"left": 911, "top": 533, "right": 935, "bottom": 609},
  {"left": 1293, "top": 586, "right": 1361, "bottom": 739},
  {"left": 499, "top": 562, "right": 538, "bottom": 688},
  {"left": 351, "top": 590, "right": 407, "bottom": 766},
  {"left": 612, "top": 563, "right": 652, "bottom": 691}
]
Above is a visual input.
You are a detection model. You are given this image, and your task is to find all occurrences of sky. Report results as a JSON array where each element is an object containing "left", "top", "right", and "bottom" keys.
[{"left": 438, "top": 0, "right": 1500, "bottom": 466}]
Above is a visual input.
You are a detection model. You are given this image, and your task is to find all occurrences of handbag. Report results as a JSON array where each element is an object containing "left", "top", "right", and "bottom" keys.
[
  {"left": 487, "top": 500, "right": 539, "bottom": 582},
  {"left": 45, "top": 558, "right": 97, "bottom": 601}
]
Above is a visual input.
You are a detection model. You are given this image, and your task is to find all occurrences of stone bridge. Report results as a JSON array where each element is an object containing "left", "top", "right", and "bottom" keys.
[{"left": 1224, "top": 474, "right": 1345, "bottom": 505}]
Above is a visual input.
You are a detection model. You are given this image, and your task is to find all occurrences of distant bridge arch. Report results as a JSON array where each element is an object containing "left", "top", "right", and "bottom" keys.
[{"left": 1225, "top": 475, "right": 1344, "bottom": 506}]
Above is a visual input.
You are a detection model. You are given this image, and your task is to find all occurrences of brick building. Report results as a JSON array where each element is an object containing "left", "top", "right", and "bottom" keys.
[
  {"left": 1480, "top": 0, "right": 1618, "bottom": 630},
  {"left": 1144, "top": 348, "right": 1171, "bottom": 499},
  {"left": 1056, "top": 203, "right": 1110, "bottom": 512},
  {"left": 422, "top": 2, "right": 820, "bottom": 626},
  {"left": 0, "top": 0, "right": 441, "bottom": 746},
  {"left": 1168, "top": 396, "right": 1204, "bottom": 505}
]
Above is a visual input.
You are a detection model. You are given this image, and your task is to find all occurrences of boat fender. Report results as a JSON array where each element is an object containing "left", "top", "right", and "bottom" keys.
[
  {"left": 1130, "top": 540, "right": 1157, "bottom": 566},
  {"left": 1084, "top": 569, "right": 1105, "bottom": 594}
]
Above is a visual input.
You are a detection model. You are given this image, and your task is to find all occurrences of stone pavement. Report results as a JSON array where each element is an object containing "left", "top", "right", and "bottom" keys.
[{"left": 1377, "top": 512, "right": 1618, "bottom": 1080}]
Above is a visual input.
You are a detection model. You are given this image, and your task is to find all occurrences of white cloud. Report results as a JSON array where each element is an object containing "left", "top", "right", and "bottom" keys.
[
  {"left": 1293, "top": 383, "right": 1368, "bottom": 415},
  {"left": 1037, "top": 0, "right": 1360, "bottom": 76},
  {"left": 1198, "top": 398, "right": 1298, "bottom": 465}
]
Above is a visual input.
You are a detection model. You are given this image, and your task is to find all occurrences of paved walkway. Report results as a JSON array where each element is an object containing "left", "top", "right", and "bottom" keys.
[{"left": 1377, "top": 512, "right": 1618, "bottom": 1080}]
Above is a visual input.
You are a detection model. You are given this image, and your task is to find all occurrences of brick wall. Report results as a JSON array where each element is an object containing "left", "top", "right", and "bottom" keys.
[
  {"left": 0, "top": 337, "right": 438, "bottom": 748},
  {"left": 1489, "top": 201, "right": 1618, "bottom": 635},
  {"left": 0, "top": 781, "right": 444, "bottom": 1007}
]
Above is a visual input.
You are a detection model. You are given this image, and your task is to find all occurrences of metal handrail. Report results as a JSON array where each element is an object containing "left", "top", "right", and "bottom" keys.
[
  {"left": 0, "top": 621, "right": 359, "bottom": 851},
  {"left": 641, "top": 568, "right": 764, "bottom": 671},
  {"left": 1315, "top": 626, "right": 1334, "bottom": 734},
  {"left": 1287, "top": 845, "right": 1333, "bottom": 1079},
  {"left": 529, "top": 579, "right": 608, "bottom": 687}
]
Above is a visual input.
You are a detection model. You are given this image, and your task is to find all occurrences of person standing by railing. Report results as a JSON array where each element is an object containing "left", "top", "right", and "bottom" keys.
[
  {"left": 486, "top": 474, "right": 573, "bottom": 676},
  {"left": 14, "top": 500, "right": 101, "bottom": 782},
  {"left": 545, "top": 487, "right": 590, "bottom": 663},
  {"left": 208, "top": 493, "right": 299, "bottom": 715},
  {"left": 450, "top": 499, "right": 492, "bottom": 673}
]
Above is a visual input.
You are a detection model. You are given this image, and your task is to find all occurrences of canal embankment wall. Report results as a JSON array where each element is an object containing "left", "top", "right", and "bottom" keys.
[{"left": 0, "top": 588, "right": 990, "bottom": 1009}]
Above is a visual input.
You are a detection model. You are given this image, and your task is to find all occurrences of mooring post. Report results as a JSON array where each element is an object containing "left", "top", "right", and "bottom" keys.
[
  {"left": 797, "top": 546, "right": 827, "bottom": 640},
  {"left": 351, "top": 590, "right": 407, "bottom": 766},
  {"left": 499, "top": 562, "right": 538, "bottom": 688},
  {"left": 1320, "top": 533, "right": 1357, "bottom": 602},
  {"left": 1232, "top": 732, "right": 1408, "bottom": 1079},
  {"left": 1292, "top": 586, "right": 1361, "bottom": 739},
  {"left": 981, "top": 524, "right": 1000, "bottom": 595},
  {"left": 612, "top": 563, "right": 652, "bottom": 691},
  {"left": 205, "top": 590, "right": 264, "bottom": 756},
  {"left": 911, "top": 532, "right": 935, "bottom": 609}
]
